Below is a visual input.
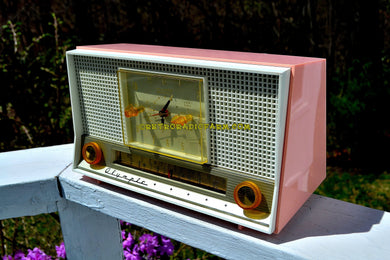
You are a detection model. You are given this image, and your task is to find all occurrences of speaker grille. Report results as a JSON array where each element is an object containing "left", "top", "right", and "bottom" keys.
[{"left": 73, "top": 55, "right": 281, "bottom": 180}]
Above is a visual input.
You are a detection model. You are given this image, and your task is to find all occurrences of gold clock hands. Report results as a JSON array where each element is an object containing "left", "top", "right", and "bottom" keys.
[
  {"left": 151, "top": 96, "right": 173, "bottom": 124},
  {"left": 171, "top": 114, "right": 193, "bottom": 126},
  {"left": 124, "top": 104, "right": 145, "bottom": 118}
]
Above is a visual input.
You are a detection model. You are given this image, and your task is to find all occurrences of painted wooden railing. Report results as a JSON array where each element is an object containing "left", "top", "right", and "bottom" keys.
[{"left": 1, "top": 144, "right": 389, "bottom": 259}]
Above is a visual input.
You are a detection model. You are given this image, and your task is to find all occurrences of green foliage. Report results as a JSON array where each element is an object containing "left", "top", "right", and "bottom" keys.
[
  {"left": 0, "top": 14, "right": 74, "bottom": 152},
  {"left": 328, "top": 60, "right": 373, "bottom": 152},
  {"left": 0, "top": 214, "right": 62, "bottom": 257},
  {"left": 316, "top": 168, "right": 390, "bottom": 212},
  {"left": 327, "top": 56, "right": 390, "bottom": 169},
  {"left": 171, "top": 244, "right": 222, "bottom": 260},
  {"left": 1, "top": 0, "right": 390, "bottom": 169}
]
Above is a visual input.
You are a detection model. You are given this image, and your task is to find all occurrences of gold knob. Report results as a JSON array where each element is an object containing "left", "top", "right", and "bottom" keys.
[
  {"left": 234, "top": 181, "right": 262, "bottom": 210},
  {"left": 82, "top": 142, "right": 103, "bottom": 165}
]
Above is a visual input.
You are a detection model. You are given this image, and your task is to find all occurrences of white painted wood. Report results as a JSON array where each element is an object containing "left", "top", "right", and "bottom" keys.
[
  {"left": 59, "top": 166, "right": 390, "bottom": 260},
  {"left": 58, "top": 199, "right": 123, "bottom": 260},
  {"left": 0, "top": 179, "right": 60, "bottom": 220},
  {"left": 0, "top": 144, "right": 73, "bottom": 219},
  {"left": 1, "top": 144, "right": 390, "bottom": 260},
  {"left": 0, "top": 144, "right": 73, "bottom": 185}
]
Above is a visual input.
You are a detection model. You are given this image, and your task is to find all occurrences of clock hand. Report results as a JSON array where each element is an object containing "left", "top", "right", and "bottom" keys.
[
  {"left": 151, "top": 96, "right": 173, "bottom": 124},
  {"left": 161, "top": 96, "right": 172, "bottom": 112}
]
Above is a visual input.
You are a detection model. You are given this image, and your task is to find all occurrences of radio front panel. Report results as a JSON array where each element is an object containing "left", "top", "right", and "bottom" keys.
[{"left": 67, "top": 44, "right": 326, "bottom": 234}]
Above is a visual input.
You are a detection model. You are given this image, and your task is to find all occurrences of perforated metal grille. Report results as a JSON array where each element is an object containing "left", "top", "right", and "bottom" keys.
[
  {"left": 72, "top": 55, "right": 282, "bottom": 180},
  {"left": 74, "top": 57, "right": 123, "bottom": 143}
]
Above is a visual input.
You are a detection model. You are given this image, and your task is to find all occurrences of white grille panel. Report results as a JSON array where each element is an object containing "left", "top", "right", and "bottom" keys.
[
  {"left": 72, "top": 55, "right": 284, "bottom": 180},
  {"left": 74, "top": 57, "right": 123, "bottom": 143}
]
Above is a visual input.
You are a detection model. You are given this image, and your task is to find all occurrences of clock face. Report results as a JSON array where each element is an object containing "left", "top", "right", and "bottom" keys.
[{"left": 118, "top": 69, "right": 209, "bottom": 164}]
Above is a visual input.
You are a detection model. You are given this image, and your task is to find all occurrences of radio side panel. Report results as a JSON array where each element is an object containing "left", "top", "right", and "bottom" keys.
[
  {"left": 275, "top": 60, "right": 327, "bottom": 233},
  {"left": 66, "top": 52, "right": 84, "bottom": 168}
]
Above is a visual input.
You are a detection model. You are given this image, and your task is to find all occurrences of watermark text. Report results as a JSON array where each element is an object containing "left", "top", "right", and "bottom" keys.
[{"left": 137, "top": 123, "right": 251, "bottom": 131}]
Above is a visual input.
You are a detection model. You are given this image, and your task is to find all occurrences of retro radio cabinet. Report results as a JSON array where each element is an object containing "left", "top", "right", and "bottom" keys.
[{"left": 66, "top": 44, "right": 326, "bottom": 234}]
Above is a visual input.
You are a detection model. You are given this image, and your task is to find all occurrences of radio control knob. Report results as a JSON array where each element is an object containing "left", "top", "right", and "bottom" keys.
[
  {"left": 82, "top": 142, "right": 103, "bottom": 165},
  {"left": 234, "top": 181, "right": 262, "bottom": 210}
]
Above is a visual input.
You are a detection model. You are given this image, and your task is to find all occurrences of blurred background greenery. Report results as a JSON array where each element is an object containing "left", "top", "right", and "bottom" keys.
[
  {"left": 1, "top": 0, "right": 389, "bottom": 258},
  {"left": 1, "top": 0, "right": 390, "bottom": 170}
]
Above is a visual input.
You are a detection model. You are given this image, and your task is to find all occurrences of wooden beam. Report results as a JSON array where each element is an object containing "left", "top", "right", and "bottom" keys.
[
  {"left": 58, "top": 199, "right": 123, "bottom": 259},
  {"left": 0, "top": 144, "right": 73, "bottom": 219},
  {"left": 59, "top": 165, "right": 390, "bottom": 260}
]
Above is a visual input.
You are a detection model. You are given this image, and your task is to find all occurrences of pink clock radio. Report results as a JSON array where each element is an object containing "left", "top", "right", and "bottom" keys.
[{"left": 66, "top": 44, "right": 326, "bottom": 234}]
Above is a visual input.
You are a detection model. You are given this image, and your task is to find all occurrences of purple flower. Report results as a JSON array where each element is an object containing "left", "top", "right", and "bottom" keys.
[
  {"left": 123, "top": 249, "right": 132, "bottom": 260},
  {"left": 2, "top": 221, "right": 177, "bottom": 260},
  {"left": 55, "top": 242, "right": 66, "bottom": 259},
  {"left": 25, "top": 247, "right": 52, "bottom": 260},
  {"left": 123, "top": 233, "right": 134, "bottom": 249},
  {"left": 123, "top": 244, "right": 142, "bottom": 260},
  {"left": 14, "top": 250, "right": 25, "bottom": 260},
  {"left": 132, "top": 244, "right": 140, "bottom": 254},
  {"left": 123, "top": 248, "right": 141, "bottom": 260},
  {"left": 158, "top": 236, "right": 174, "bottom": 256},
  {"left": 139, "top": 234, "right": 159, "bottom": 256}
]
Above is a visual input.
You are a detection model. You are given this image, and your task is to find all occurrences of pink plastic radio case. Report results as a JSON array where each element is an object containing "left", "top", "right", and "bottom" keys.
[{"left": 67, "top": 44, "right": 326, "bottom": 234}]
